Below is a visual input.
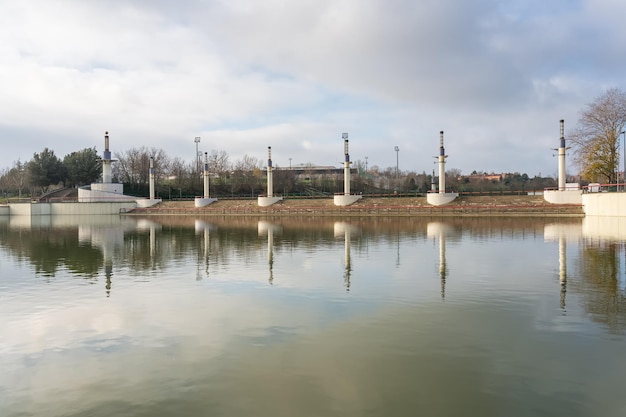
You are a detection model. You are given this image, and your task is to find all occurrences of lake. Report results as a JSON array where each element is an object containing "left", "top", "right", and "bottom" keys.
[{"left": 1, "top": 215, "right": 625, "bottom": 417}]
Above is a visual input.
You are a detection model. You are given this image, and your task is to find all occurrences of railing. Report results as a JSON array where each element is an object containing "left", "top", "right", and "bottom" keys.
[{"left": 545, "top": 183, "right": 622, "bottom": 193}]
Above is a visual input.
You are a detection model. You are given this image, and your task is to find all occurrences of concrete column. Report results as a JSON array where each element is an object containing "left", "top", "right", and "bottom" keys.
[
  {"left": 334, "top": 134, "right": 361, "bottom": 206},
  {"left": 438, "top": 131, "right": 447, "bottom": 194},
  {"left": 203, "top": 152, "right": 210, "bottom": 198},
  {"left": 267, "top": 146, "right": 273, "bottom": 198},
  {"left": 102, "top": 131, "right": 112, "bottom": 184},
  {"left": 344, "top": 138, "right": 350, "bottom": 196},
  {"left": 149, "top": 157, "right": 155, "bottom": 200},
  {"left": 558, "top": 119, "right": 566, "bottom": 191}
]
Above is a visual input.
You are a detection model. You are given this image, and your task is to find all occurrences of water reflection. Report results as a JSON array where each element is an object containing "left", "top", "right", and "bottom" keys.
[
  {"left": 427, "top": 222, "right": 455, "bottom": 300},
  {"left": 258, "top": 221, "right": 282, "bottom": 284},
  {"left": 334, "top": 222, "right": 359, "bottom": 291},
  {"left": 544, "top": 223, "right": 582, "bottom": 312},
  {"left": 3, "top": 216, "right": 626, "bottom": 416},
  {"left": 195, "top": 220, "right": 217, "bottom": 281}
]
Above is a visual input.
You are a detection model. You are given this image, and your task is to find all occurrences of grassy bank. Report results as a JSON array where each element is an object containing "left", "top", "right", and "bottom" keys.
[{"left": 128, "top": 195, "right": 584, "bottom": 217}]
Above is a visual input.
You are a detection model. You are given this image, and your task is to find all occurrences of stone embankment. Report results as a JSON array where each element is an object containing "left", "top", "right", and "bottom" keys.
[{"left": 128, "top": 195, "right": 584, "bottom": 217}]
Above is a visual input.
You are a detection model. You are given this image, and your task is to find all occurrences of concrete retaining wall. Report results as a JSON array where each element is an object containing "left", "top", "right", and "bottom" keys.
[
  {"left": 544, "top": 190, "right": 583, "bottom": 205},
  {"left": 582, "top": 193, "right": 626, "bottom": 216},
  {"left": 6, "top": 202, "right": 136, "bottom": 216}
]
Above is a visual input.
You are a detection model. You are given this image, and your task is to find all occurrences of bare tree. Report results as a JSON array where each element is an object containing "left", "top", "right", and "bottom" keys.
[
  {"left": 5, "top": 160, "right": 29, "bottom": 198},
  {"left": 571, "top": 88, "right": 626, "bottom": 183},
  {"left": 233, "top": 154, "right": 263, "bottom": 196},
  {"left": 114, "top": 147, "right": 171, "bottom": 193}
]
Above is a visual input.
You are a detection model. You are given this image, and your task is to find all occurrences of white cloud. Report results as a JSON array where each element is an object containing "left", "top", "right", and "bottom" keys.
[{"left": 0, "top": 0, "right": 625, "bottom": 176}]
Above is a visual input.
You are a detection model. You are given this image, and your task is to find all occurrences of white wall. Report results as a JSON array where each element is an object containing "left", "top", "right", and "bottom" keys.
[
  {"left": 543, "top": 190, "right": 583, "bottom": 205},
  {"left": 6, "top": 202, "right": 136, "bottom": 216},
  {"left": 582, "top": 193, "right": 626, "bottom": 216}
]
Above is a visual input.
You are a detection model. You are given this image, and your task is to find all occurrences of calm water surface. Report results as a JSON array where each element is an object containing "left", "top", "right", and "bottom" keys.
[{"left": 1, "top": 215, "right": 625, "bottom": 417}]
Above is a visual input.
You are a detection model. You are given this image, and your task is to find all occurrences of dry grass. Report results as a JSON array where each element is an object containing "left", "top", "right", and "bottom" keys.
[{"left": 138, "top": 194, "right": 582, "bottom": 217}]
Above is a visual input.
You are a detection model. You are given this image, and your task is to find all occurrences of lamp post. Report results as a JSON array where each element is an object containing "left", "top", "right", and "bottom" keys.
[
  {"left": 394, "top": 146, "right": 399, "bottom": 177},
  {"left": 622, "top": 131, "right": 625, "bottom": 191},
  {"left": 620, "top": 130, "right": 626, "bottom": 191},
  {"left": 365, "top": 156, "right": 368, "bottom": 172},
  {"left": 194, "top": 137, "right": 201, "bottom": 175}
]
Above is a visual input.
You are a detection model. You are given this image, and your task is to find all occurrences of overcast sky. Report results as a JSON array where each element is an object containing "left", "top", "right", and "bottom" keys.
[{"left": 1, "top": 0, "right": 625, "bottom": 176}]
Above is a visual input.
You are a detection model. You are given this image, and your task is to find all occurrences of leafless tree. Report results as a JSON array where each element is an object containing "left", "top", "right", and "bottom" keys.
[
  {"left": 114, "top": 147, "right": 170, "bottom": 186},
  {"left": 571, "top": 88, "right": 626, "bottom": 183}
]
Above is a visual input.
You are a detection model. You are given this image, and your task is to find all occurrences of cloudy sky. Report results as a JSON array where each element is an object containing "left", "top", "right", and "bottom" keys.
[{"left": 1, "top": 0, "right": 625, "bottom": 176}]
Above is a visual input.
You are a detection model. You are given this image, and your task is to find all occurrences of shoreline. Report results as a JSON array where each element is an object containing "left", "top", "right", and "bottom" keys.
[{"left": 127, "top": 195, "right": 584, "bottom": 217}]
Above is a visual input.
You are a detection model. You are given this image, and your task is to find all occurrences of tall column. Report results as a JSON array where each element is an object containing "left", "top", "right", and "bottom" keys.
[
  {"left": 203, "top": 152, "right": 210, "bottom": 198},
  {"left": 102, "top": 131, "right": 112, "bottom": 183},
  {"left": 149, "top": 157, "right": 155, "bottom": 200},
  {"left": 343, "top": 134, "right": 351, "bottom": 196},
  {"left": 558, "top": 119, "right": 566, "bottom": 191},
  {"left": 438, "top": 131, "right": 447, "bottom": 194},
  {"left": 267, "top": 146, "right": 273, "bottom": 198}
]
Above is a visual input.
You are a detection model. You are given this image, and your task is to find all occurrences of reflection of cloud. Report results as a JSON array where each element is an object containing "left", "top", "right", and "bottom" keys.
[{"left": 4, "top": 299, "right": 626, "bottom": 416}]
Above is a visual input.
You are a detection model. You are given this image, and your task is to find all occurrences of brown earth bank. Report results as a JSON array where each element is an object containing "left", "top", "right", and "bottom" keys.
[{"left": 127, "top": 195, "right": 584, "bottom": 217}]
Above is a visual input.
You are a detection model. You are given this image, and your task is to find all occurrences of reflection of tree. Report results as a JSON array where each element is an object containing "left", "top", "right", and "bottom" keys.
[
  {"left": 576, "top": 241, "right": 626, "bottom": 333},
  {"left": 0, "top": 227, "right": 101, "bottom": 278}
]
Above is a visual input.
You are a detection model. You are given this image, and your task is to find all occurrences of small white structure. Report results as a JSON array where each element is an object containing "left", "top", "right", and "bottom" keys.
[
  {"left": 544, "top": 120, "right": 583, "bottom": 205},
  {"left": 334, "top": 133, "right": 362, "bottom": 206},
  {"left": 427, "top": 131, "right": 458, "bottom": 206},
  {"left": 136, "top": 156, "right": 162, "bottom": 208},
  {"left": 79, "top": 131, "right": 138, "bottom": 204},
  {"left": 195, "top": 152, "right": 217, "bottom": 207},
  {"left": 258, "top": 146, "right": 283, "bottom": 207}
]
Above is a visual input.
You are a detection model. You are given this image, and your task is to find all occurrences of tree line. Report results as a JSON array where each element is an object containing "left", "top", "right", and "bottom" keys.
[
  {"left": 0, "top": 143, "right": 556, "bottom": 200},
  {"left": 1, "top": 88, "right": 624, "bottom": 200}
]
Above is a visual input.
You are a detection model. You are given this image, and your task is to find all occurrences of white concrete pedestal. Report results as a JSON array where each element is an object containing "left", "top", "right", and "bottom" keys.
[
  {"left": 427, "top": 192, "right": 458, "bottom": 206},
  {"left": 334, "top": 194, "right": 362, "bottom": 206},
  {"left": 135, "top": 198, "right": 162, "bottom": 208},
  {"left": 543, "top": 190, "right": 583, "bottom": 205},
  {"left": 194, "top": 197, "right": 218, "bottom": 207},
  {"left": 258, "top": 196, "right": 283, "bottom": 207}
]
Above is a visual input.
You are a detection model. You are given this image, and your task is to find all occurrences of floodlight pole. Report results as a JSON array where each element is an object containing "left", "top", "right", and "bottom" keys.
[
  {"left": 394, "top": 146, "right": 399, "bottom": 177},
  {"left": 194, "top": 137, "right": 201, "bottom": 175}
]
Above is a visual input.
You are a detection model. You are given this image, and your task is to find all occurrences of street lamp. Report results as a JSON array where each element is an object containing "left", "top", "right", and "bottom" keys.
[
  {"left": 620, "top": 130, "right": 626, "bottom": 191},
  {"left": 194, "top": 137, "right": 201, "bottom": 174},
  {"left": 394, "top": 146, "right": 399, "bottom": 177}
]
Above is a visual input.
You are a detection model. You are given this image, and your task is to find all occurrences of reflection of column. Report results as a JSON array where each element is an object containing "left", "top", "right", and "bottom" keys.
[
  {"left": 559, "top": 235, "right": 567, "bottom": 311},
  {"left": 99, "top": 229, "right": 115, "bottom": 297},
  {"left": 80, "top": 223, "right": 124, "bottom": 297},
  {"left": 334, "top": 222, "right": 356, "bottom": 291},
  {"left": 427, "top": 222, "right": 451, "bottom": 300},
  {"left": 344, "top": 229, "right": 352, "bottom": 291},
  {"left": 104, "top": 247, "right": 113, "bottom": 298},
  {"left": 203, "top": 226, "right": 210, "bottom": 279},
  {"left": 268, "top": 225, "right": 274, "bottom": 284},
  {"left": 195, "top": 220, "right": 216, "bottom": 281},
  {"left": 439, "top": 231, "right": 447, "bottom": 300},
  {"left": 544, "top": 223, "right": 580, "bottom": 311},
  {"left": 258, "top": 221, "right": 283, "bottom": 284},
  {"left": 150, "top": 222, "right": 156, "bottom": 259}
]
